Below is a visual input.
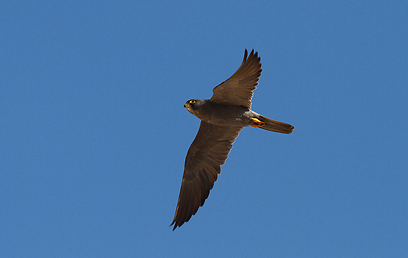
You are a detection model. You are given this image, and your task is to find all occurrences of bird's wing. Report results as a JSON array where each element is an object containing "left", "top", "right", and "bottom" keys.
[
  {"left": 171, "top": 121, "right": 242, "bottom": 230},
  {"left": 210, "top": 49, "right": 262, "bottom": 109}
]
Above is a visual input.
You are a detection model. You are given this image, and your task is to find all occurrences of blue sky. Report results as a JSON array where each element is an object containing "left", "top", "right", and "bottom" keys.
[{"left": 1, "top": 1, "right": 407, "bottom": 257}]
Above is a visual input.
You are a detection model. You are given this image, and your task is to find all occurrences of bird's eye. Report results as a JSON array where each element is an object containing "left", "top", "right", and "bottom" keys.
[{"left": 190, "top": 100, "right": 196, "bottom": 104}]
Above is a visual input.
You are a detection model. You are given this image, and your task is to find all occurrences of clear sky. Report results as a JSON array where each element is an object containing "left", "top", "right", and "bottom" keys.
[{"left": 1, "top": 1, "right": 407, "bottom": 257}]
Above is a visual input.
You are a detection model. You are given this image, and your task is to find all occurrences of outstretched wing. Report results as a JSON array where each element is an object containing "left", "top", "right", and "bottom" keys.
[
  {"left": 171, "top": 121, "right": 242, "bottom": 230},
  {"left": 210, "top": 49, "right": 262, "bottom": 109}
]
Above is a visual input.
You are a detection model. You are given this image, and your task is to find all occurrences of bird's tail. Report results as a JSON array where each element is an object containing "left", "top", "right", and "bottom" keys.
[{"left": 250, "top": 115, "right": 294, "bottom": 134}]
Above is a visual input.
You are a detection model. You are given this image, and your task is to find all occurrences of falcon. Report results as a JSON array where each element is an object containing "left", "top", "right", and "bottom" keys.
[{"left": 171, "top": 49, "right": 294, "bottom": 230}]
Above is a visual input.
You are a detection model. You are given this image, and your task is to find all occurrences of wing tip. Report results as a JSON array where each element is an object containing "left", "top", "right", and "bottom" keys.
[
  {"left": 244, "top": 48, "right": 259, "bottom": 59},
  {"left": 170, "top": 220, "right": 179, "bottom": 231},
  {"left": 242, "top": 49, "right": 261, "bottom": 71},
  {"left": 243, "top": 49, "right": 248, "bottom": 61}
]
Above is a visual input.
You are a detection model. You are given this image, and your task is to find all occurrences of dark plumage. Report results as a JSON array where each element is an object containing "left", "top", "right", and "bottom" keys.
[{"left": 171, "top": 49, "right": 294, "bottom": 230}]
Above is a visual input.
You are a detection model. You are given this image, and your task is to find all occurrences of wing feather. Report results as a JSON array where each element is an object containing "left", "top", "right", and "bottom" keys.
[
  {"left": 210, "top": 49, "right": 262, "bottom": 108},
  {"left": 171, "top": 121, "right": 242, "bottom": 230}
]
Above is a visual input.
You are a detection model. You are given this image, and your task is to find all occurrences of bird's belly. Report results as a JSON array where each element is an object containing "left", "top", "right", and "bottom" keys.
[
  {"left": 207, "top": 116, "right": 249, "bottom": 126},
  {"left": 201, "top": 106, "right": 254, "bottom": 127}
]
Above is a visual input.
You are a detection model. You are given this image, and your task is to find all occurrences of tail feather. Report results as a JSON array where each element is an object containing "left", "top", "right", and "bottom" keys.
[{"left": 258, "top": 115, "right": 294, "bottom": 134}]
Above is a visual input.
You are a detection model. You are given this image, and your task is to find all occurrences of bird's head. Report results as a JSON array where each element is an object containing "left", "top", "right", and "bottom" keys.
[
  {"left": 184, "top": 99, "right": 206, "bottom": 115},
  {"left": 184, "top": 99, "right": 197, "bottom": 109}
]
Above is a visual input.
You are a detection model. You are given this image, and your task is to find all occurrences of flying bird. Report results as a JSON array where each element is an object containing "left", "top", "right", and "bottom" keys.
[{"left": 171, "top": 49, "right": 294, "bottom": 230}]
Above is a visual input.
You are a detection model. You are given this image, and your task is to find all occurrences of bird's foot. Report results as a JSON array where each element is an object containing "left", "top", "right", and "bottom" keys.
[{"left": 250, "top": 117, "right": 265, "bottom": 128}]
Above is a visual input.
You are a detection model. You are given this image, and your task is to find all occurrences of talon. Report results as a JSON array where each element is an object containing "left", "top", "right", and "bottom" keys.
[{"left": 250, "top": 117, "right": 265, "bottom": 128}]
